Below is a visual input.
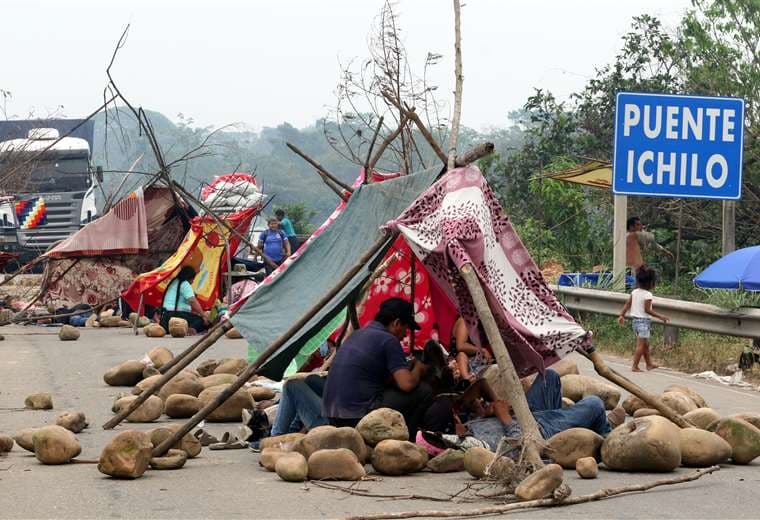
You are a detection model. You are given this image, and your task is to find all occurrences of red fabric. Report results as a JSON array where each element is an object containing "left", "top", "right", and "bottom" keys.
[
  {"left": 329, "top": 237, "right": 458, "bottom": 354},
  {"left": 122, "top": 208, "right": 255, "bottom": 311}
]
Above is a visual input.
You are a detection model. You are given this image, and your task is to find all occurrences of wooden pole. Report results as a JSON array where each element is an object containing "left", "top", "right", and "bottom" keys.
[
  {"left": 454, "top": 142, "right": 495, "bottom": 167},
  {"left": 612, "top": 194, "right": 627, "bottom": 289},
  {"left": 447, "top": 0, "right": 463, "bottom": 171},
  {"left": 286, "top": 143, "right": 354, "bottom": 195},
  {"left": 102, "top": 320, "right": 232, "bottom": 429},
  {"left": 578, "top": 349, "right": 692, "bottom": 428},
  {"left": 171, "top": 181, "right": 278, "bottom": 270},
  {"left": 348, "top": 291, "right": 360, "bottom": 331},
  {"left": 459, "top": 264, "right": 544, "bottom": 468},
  {"left": 722, "top": 200, "right": 736, "bottom": 256},
  {"left": 381, "top": 91, "right": 448, "bottom": 166},
  {"left": 153, "top": 230, "right": 397, "bottom": 456},
  {"left": 133, "top": 293, "right": 144, "bottom": 336},
  {"left": 363, "top": 116, "right": 385, "bottom": 184},
  {"left": 368, "top": 116, "right": 408, "bottom": 174},
  {"left": 409, "top": 253, "right": 416, "bottom": 349},
  {"left": 225, "top": 238, "right": 233, "bottom": 305}
]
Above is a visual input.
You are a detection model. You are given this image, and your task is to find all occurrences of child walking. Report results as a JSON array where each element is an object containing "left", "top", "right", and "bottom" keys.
[{"left": 618, "top": 266, "right": 669, "bottom": 372}]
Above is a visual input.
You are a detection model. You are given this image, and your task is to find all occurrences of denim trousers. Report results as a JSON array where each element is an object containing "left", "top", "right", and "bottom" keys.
[
  {"left": 270, "top": 375, "right": 328, "bottom": 437},
  {"left": 467, "top": 368, "right": 611, "bottom": 451},
  {"left": 528, "top": 369, "right": 612, "bottom": 438}
]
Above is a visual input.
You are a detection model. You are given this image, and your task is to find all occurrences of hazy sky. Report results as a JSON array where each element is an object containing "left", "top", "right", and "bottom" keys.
[{"left": 3, "top": 0, "right": 692, "bottom": 132}]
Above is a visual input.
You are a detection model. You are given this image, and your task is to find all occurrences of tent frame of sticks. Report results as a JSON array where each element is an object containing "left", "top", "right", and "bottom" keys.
[
  {"left": 101, "top": 10, "right": 691, "bottom": 465},
  {"left": 105, "top": 141, "right": 692, "bottom": 467}
]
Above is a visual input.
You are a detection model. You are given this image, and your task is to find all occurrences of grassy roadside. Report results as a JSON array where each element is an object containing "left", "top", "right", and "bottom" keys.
[{"left": 575, "top": 312, "right": 759, "bottom": 382}]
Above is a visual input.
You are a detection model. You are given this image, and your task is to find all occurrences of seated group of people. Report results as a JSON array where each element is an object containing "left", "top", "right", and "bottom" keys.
[{"left": 251, "top": 297, "right": 620, "bottom": 455}]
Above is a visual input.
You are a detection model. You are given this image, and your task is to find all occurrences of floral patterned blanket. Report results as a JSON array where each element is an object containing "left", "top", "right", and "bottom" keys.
[{"left": 387, "top": 165, "right": 590, "bottom": 377}]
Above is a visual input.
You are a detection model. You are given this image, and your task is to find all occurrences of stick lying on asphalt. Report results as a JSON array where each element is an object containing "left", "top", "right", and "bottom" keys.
[{"left": 343, "top": 465, "right": 720, "bottom": 520}]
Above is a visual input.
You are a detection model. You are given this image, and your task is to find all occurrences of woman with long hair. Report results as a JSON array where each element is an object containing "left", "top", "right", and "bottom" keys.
[{"left": 159, "top": 265, "right": 209, "bottom": 333}]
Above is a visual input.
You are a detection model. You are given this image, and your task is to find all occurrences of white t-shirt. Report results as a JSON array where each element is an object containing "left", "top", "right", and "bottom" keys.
[{"left": 630, "top": 288, "right": 653, "bottom": 319}]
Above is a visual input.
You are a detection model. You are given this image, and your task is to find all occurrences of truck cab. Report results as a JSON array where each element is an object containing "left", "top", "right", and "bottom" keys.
[{"left": 0, "top": 125, "right": 100, "bottom": 265}]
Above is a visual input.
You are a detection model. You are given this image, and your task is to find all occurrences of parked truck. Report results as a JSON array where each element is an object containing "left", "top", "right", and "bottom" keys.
[{"left": 0, "top": 119, "right": 101, "bottom": 268}]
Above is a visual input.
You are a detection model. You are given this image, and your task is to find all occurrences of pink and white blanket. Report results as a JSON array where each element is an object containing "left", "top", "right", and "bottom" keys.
[
  {"left": 387, "top": 165, "right": 590, "bottom": 377},
  {"left": 45, "top": 188, "right": 148, "bottom": 258}
]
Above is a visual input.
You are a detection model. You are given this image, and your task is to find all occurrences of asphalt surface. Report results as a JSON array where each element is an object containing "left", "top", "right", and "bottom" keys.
[{"left": 1, "top": 325, "right": 760, "bottom": 519}]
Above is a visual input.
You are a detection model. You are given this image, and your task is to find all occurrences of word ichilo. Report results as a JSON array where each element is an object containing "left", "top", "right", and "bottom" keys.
[{"left": 613, "top": 93, "right": 744, "bottom": 200}]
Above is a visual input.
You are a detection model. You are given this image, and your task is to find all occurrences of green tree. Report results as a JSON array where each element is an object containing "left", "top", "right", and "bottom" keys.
[
  {"left": 486, "top": 0, "right": 760, "bottom": 281},
  {"left": 275, "top": 203, "right": 318, "bottom": 235}
]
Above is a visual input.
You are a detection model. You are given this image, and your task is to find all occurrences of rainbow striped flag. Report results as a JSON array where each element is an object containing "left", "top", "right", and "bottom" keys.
[{"left": 15, "top": 197, "right": 47, "bottom": 229}]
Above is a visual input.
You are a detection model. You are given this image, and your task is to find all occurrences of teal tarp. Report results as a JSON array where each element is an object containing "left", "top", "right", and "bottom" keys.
[{"left": 231, "top": 167, "right": 440, "bottom": 380}]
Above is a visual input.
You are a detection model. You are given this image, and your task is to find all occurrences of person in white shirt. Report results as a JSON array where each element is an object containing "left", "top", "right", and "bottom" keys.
[{"left": 617, "top": 266, "right": 669, "bottom": 372}]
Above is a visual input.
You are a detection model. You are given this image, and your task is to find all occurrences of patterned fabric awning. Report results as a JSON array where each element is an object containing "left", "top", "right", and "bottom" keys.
[
  {"left": 541, "top": 160, "right": 612, "bottom": 189},
  {"left": 388, "top": 165, "right": 591, "bottom": 377}
]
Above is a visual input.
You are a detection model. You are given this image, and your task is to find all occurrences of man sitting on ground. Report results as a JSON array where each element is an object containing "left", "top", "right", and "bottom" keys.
[
  {"left": 432, "top": 367, "right": 624, "bottom": 454},
  {"left": 321, "top": 297, "right": 433, "bottom": 439}
]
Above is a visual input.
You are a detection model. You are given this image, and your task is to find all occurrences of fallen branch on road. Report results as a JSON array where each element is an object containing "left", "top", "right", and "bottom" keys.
[
  {"left": 309, "top": 480, "right": 455, "bottom": 503},
  {"left": 343, "top": 465, "right": 720, "bottom": 520}
]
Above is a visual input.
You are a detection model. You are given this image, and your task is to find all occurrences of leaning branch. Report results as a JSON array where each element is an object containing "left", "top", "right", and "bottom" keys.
[
  {"left": 382, "top": 90, "right": 448, "bottom": 165},
  {"left": 368, "top": 115, "right": 408, "bottom": 173},
  {"left": 286, "top": 142, "right": 354, "bottom": 195},
  {"left": 345, "top": 466, "right": 720, "bottom": 520},
  {"left": 363, "top": 116, "right": 385, "bottom": 183}
]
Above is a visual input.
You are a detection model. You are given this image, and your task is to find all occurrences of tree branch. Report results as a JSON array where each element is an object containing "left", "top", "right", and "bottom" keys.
[
  {"left": 286, "top": 142, "right": 354, "bottom": 196},
  {"left": 363, "top": 115, "right": 385, "bottom": 183},
  {"left": 382, "top": 90, "right": 448, "bottom": 165},
  {"left": 368, "top": 115, "right": 408, "bottom": 173},
  {"left": 345, "top": 466, "right": 720, "bottom": 520}
]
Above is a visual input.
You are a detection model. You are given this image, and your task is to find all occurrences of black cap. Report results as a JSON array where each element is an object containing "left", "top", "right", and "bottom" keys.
[{"left": 377, "top": 297, "right": 421, "bottom": 330}]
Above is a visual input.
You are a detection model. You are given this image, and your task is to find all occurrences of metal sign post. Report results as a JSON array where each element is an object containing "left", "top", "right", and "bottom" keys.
[{"left": 612, "top": 194, "right": 627, "bottom": 289}]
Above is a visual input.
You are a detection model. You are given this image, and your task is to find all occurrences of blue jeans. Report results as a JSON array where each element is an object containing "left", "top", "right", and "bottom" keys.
[
  {"left": 270, "top": 375, "right": 328, "bottom": 436},
  {"left": 529, "top": 369, "right": 611, "bottom": 438},
  {"left": 467, "top": 369, "right": 611, "bottom": 451}
]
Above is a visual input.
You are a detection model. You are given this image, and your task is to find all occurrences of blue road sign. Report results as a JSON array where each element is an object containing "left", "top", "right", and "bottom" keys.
[{"left": 613, "top": 92, "right": 744, "bottom": 200}]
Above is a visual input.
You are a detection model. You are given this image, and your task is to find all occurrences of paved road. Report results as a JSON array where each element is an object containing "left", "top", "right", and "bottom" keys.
[{"left": 1, "top": 325, "right": 759, "bottom": 519}]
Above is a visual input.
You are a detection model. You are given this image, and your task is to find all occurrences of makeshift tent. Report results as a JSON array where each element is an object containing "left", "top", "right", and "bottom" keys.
[
  {"left": 122, "top": 208, "right": 255, "bottom": 312},
  {"left": 231, "top": 167, "right": 440, "bottom": 379},
  {"left": 236, "top": 168, "right": 457, "bottom": 358},
  {"left": 232, "top": 165, "right": 589, "bottom": 380},
  {"left": 41, "top": 185, "right": 191, "bottom": 309},
  {"left": 389, "top": 165, "right": 590, "bottom": 376}
]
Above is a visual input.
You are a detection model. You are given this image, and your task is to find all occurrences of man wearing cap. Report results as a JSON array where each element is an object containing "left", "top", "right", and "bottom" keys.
[{"left": 322, "top": 297, "right": 432, "bottom": 439}]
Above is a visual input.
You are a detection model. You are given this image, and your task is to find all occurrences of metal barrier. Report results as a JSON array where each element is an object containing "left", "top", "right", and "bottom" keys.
[{"left": 551, "top": 284, "right": 760, "bottom": 339}]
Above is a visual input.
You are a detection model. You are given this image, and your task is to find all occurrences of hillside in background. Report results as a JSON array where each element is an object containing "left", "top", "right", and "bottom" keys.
[{"left": 91, "top": 109, "right": 522, "bottom": 222}]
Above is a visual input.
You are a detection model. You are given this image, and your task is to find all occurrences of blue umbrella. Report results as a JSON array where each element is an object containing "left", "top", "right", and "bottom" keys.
[{"left": 694, "top": 246, "right": 760, "bottom": 291}]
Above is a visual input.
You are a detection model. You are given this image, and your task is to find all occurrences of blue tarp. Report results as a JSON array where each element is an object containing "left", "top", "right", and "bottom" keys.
[
  {"left": 231, "top": 167, "right": 440, "bottom": 380},
  {"left": 694, "top": 246, "right": 760, "bottom": 291}
]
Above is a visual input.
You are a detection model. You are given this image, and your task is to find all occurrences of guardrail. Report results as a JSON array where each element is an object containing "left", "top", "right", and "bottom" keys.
[{"left": 550, "top": 284, "right": 760, "bottom": 339}]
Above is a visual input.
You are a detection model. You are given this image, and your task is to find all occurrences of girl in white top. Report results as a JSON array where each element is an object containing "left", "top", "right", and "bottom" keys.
[{"left": 618, "top": 266, "right": 669, "bottom": 372}]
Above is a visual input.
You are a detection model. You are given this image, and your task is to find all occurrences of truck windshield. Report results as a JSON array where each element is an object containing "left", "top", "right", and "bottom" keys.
[{"left": 18, "top": 157, "right": 91, "bottom": 193}]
